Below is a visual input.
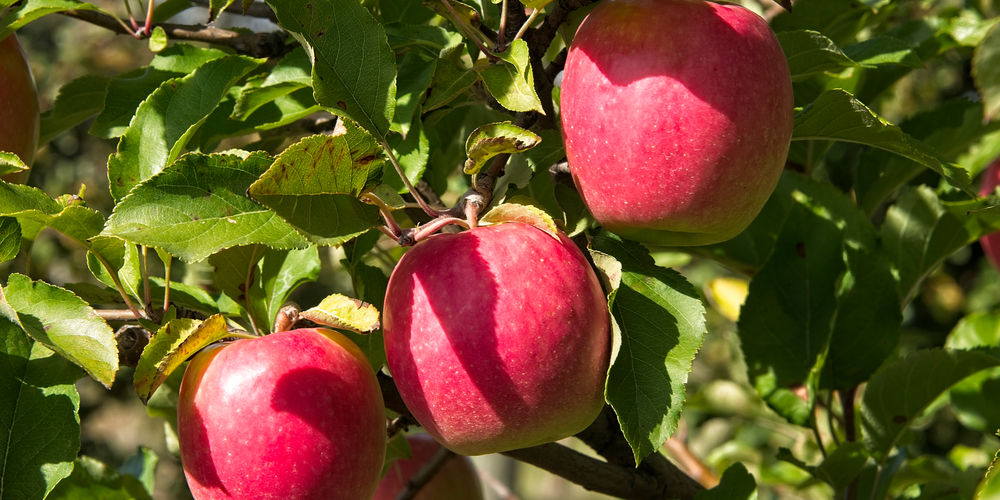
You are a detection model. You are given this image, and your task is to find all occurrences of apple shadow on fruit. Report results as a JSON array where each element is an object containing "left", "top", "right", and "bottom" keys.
[
  {"left": 394, "top": 238, "right": 532, "bottom": 437},
  {"left": 179, "top": 405, "right": 230, "bottom": 495}
]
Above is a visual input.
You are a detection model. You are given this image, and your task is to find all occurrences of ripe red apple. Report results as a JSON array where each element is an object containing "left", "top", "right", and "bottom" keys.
[
  {"left": 383, "top": 222, "right": 610, "bottom": 456},
  {"left": 373, "top": 434, "right": 484, "bottom": 500},
  {"left": 559, "top": 0, "right": 794, "bottom": 246},
  {"left": 980, "top": 158, "right": 1000, "bottom": 269},
  {"left": 177, "top": 328, "right": 386, "bottom": 500},
  {"left": 0, "top": 33, "right": 40, "bottom": 184}
]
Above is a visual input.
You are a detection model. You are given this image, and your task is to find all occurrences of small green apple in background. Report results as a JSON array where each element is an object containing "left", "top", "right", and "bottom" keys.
[
  {"left": 383, "top": 222, "right": 610, "bottom": 456},
  {"left": 0, "top": 33, "right": 40, "bottom": 184},
  {"left": 177, "top": 328, "right": 386, "bottom": 500},
  {"left": 980, "top": 158, "right": 1000, "bottom": 269},
  {"left": 560, "top": 0, "right": 794, "bottom": 246},
  {"left": 374, "top": 434, "right": 484, "bottom": 500}
]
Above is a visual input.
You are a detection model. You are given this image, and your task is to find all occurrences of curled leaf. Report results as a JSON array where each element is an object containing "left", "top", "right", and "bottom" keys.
[
  {"left": 133, "top": 315, "right": 231, "bottom": 403},
  {"left": 480, "top": 198, "right": 559, "bottom": 240},
  {"left": 301, "top": 294, "right": 381, "bottom": 334},
  {"left": 464, "top": 122, "right": 541, "bottom": 175}
]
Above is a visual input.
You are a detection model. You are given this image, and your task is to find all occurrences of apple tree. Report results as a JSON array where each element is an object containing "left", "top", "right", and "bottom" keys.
[{"left": 2, "top": 0, "right": 1000, "bottom": 499}]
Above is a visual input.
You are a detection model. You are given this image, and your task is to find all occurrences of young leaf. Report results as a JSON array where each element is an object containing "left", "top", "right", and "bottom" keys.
[
  {"left": 479, "top": 199, "right": 559, "bottom": 239},
  {"left": 860, "top": 348, "right": 1000, "bottom": 462},
  {"left": 480, "top": 39, "right": 544, "bottom": 114},
  {"left": 589, "top": 234, "right": 706, "bottom": 465},
  {"left": 0, "top": 274, "right": 117, "bottom": 387},
  {"left": 463, "top": 121, "right": 541, "bottom": 175},
  {"left": 38, "top": 74, "right": 110, "bottom": 144},
  {"left": 266, "top": 0, "right": 397, "bottom": 139},
  {"left": 693, "top": 462, "right": 756, "bottom": 500},
  {"left": 133, "top": 315, "right": 230, "bottom": 403},
  {"left": 973, "top": 22, "right": 1000, "bottom": 122},
  {"left": 300, "top": 294, "right": 381, "bottom": 334},
  {"left": 0, "top": 319, "right": 82, "bottom": 500},
  {"left": 793, "top": 89, "right": 973, "bottom": 195},
  {"left": 248, "top": 130, "right": 384, "bottom": 246},
  {"left": 737, "top": 200, "right": 845, "bottom": 424},
  {"left": 46, "top": 456, "right": 152, "bottom": 500},
  {"left": 107, "top": 54, "right": 264, "bottom": 201},
  {"left": 0, "top": 151, "right": 27, "bottom": 178},
  {"left": 104, "top": 152, "right": 310, "bottom": 263}
]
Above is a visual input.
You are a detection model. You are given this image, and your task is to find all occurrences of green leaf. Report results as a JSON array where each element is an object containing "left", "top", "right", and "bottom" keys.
[
  {"left": 842, "top": 36, "right": 922, "bottom": 68},
  {"left": 107, "top": 54, "right": 264, "bottom": 201},
  {"left": 0, "top": 151, "right": 27, "bottom": 178},
  {"left": 46, "top": 456, "right": 152, "bottom": 500},
  {"left": 860, "top": 348, "right": 1000, "bottom": 462},
  {"left": 384, "top": 23, "right": 463, "bottom": 59},
  {"left": 974, "top": 21, "right": 1000, "bottom": 122},
  {"left": 382, "top": 433, "right": 413, "bottom": 476},
  {"left": 589, "top": 234, "right": 706, "bottom": 465},
  {"left": 946, "top": 311, "right": 1000, "bottom": 349},
  {"left": 814, "top": 443, "right": 870, "bottom": 494},
  {"left": 300, "top": 294, "right": 381, "bottom": 333},
  {"left": 391, "top": 52, "right": 436, "bottom": 136},
  {"left": 248, "top": 131, "right": 384, "bottom": 246},
  {"left": 949, "top": 367, "right": 1000, "bottom": 434},
  {"left": 86, "top": 237, "right": 142, "bottom": 304},
  {"left": 118, "top": 447, "right": 158, "bottom": 495},
  {"left": 104, "top": 151, "right": 310, "bottom": 263},
  {"left": 0, "top": 216, "right": 19, "bottom": 263},
  {"left": 793, "top": 89, "right": 973, "bottom": 195},
  {"left": 881, "top": 186, "right": 984, "bottom": 305},
  {"left": 0, "top": 319, "right": 81, "bottom": 500},
  {"left": 978, "top": 446, "right": 1000, "bottom": 500},
  {"left": 91, "top": 45, "right": 229, "bottom": 138},
  {"left": 266, "top": 0, "right": 397, "bottom": 139},
  {"left": 133, "top": 315, "right": 230, "bottom": 403},
  {"left": 259, "top": 246, "right": 321, "bottom": 328},
  {"left": 385, "top": 118, "right": 430, "bottom": 193},
  {"left": 38, "top": 75, "right": 110, "bottom": 145},
  {"left": 423, "top": 59, "right": 478, "bottom": 113},
  {"left": 0, "top": 0, "right": 110, "bottom": 39},
  {"left": 148, "top": 26, "right": 168, "bottom": 52},
  {"left": 769, "top": 0, "right": 881, "bottom": 45},
  {"left": 0, "top": 274, "right": 117, "bottom": 387},
  {"left": 209, "top": 245, "right": 269, "bottom": 332},
  {"left": 463, "top": 121, "right": 541, "bottom": 175},
  {"left": 232, "top": 47, "right": 312, "bottom": 120},
  {"left": 778, "top": 30, "right": 858, "bottom": 80},
  {"left": 480, "top": 39, "right": 544, "bottom": 114},
  {"left": 737, "top": 199, "right": 845, "bottom": 424},
  {"left": 694, "top": 462, "right": 756, "bottom": 500}
]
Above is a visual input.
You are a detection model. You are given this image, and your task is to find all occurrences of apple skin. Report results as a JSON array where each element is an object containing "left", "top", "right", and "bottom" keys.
[
  {"left": 0, "top": 33, "right": 40, "bottom": 184},
  {"left": 177, "top": 328, "right": 386, "bottom": 500},
  {"left": 560, "top": 0, "right": 794, "bottom": 246},
  {"left": 373, "top": 434, "right": 484, "bottom": 500},
  {"left": 383, "top": 222, "right": 610, "bottom": 456},
  {"left": 980, "top": 158, "right": 1000, "bottom": 269}
]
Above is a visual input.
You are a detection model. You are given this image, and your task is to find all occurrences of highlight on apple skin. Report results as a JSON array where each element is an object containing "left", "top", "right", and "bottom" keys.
[
  {"left": 0, "top": 33, "right": 40, "bottom": 184},
  {"left": 176, "top": 328, "right": 386, "bottom": 500},
  {"left": 373, "top": 433, "right": 485, "bottom": 500},
  {"left": 383, "top": 222, "right": 611, "bottom": 456},
  {"left": 560, "top": 0, "right": 794, "bottom": 246}
]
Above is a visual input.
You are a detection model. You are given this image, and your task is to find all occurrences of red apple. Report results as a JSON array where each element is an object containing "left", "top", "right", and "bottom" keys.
[
  {"left": 980, "top": 158, "right": 1000, "bottom": 269},
  {"left": 374, "top": 434, "right": 484, "bottom": 500},
  {"left": 383, "top": 222, "right": 610, "bottom": 456},
  {"left": 177, "top": 328, "right": 386, "bottom": 500},
  {"left": 559, "top": 0, "right": 794, "bottom": 246},
  {"left": 0, "top": 33, "right": 40, "bottom": 184}
]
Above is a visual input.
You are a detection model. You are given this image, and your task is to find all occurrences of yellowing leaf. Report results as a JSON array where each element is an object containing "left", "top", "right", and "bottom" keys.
[
  {"left": 707, "top": 277, "right": 749, "bottom": 322},
  {"left": 301, "top": 294, "right": 381, "bottom": 334},
  {"left": 480, "top": 198, "right": 559, "bottom": 240},
  {"left": 133, "top": 315, "right": 231, "bottom": 403}
]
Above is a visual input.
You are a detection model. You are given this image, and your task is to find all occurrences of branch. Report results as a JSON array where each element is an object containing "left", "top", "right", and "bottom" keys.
[
  {"left": 59, "top": 9, "right": 288, "bottom": 58},
  {"left": 188, "top": 0, "right": 279, "bottom": 22},
  {"left": 392, "top": 446, "right": 456, "bottom": 500},
  {"left": 376, "top": 373, "right": 704, "bottom": 500}
]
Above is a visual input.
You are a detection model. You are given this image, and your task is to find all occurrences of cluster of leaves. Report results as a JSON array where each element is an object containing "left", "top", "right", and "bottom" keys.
[{"left": 1, "top": 0, "right": 999, "bottom": 499}]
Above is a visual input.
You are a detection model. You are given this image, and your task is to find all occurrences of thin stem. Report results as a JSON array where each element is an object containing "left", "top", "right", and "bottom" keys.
[
  {"left": 162, "top": 254, "right": 172, "bottom": 317},
  {"left": 362, "top": 192, "right": 404, "bottom": 239},
  {"left": 811, "top": 420, "right": 828, "bottom": 460},
  {"left": 478, "top": 469, "right": 522, "bottom": 500},
  {"left": 97, "top": 309, "right": 146, "bottom": 322},
  {"left": 123, "top": 0, "right": 140, "bottom": 31},
  {"left": 398, "top": 217, "right": 471, "bottom": 246},
  {"left": 381, "top": 140, "right": 439, "bottom": 218},
  {"left": 438, "top": 0, "right": 498, "bottom": 60},
  {"left": 141, "top": 246, "right": 152, "bottom": 316},
  {"left": 392, "top": 447, "right": 456, "bottom": 500},
  {"left": 827, "top": 390, "right": 842, "bottom": 447},
  {"left": 92, "top": 252, "right": 144, "bottom": 319},
  {"left": 143, "top": 0, "right": 155, "bottom": 36},
  {"left": 513, "top": 8, "right": 541, "bottom": 43},
  {"left": 497, "top": 0, "right": 509, "bottom": 50}
]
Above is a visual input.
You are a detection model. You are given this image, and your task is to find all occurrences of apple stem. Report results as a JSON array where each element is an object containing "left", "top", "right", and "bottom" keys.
[
  {"left": 162, "top": 253, "right": 172, "bottom": 318},
  {"left": 392, "top": 446, "right": 456, "bottom": 500},
  {"left": 363, "top": 192, "right": 404, "bottom": 240},
  {"left": 397, "top": 216, "right": 471, "bottom": 246},
  {"left": 381, "top": 140, "right": 440, "bottom": 219}
]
